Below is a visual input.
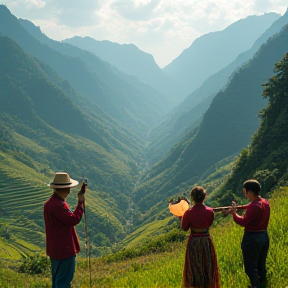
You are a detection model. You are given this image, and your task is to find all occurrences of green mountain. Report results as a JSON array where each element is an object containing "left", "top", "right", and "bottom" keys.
[
  {"left": 0, "top": 5, "right": 169, "bottom": 136},
  {"left": 63, "top": 36, "right": 189, "bottom": 104},
  {"left": 132, "top": 23, "right": 288, "bottom": 219},
  {"left": 0, "top": 35, "right": 142, "bottom": 251},
  {"left": 19, "top": 17, "right": 173, "bottom": 113},
  {"left": 213, "top": 51, "right": 288, "bottom": 205},
  {"left": 163, "top": 13, "right": 280, "bottom": 94},
  {"left": 147, "top": 10, "right": 288, "bottom": 164}
]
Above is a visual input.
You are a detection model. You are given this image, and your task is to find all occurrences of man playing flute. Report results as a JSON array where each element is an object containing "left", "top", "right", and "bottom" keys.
[{"left": 227, "top": 179, "right": 270, "bottom": 288}]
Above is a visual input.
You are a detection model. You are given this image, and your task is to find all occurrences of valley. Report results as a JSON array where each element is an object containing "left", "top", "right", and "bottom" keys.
[{"left": 1, "top": 4, "right": 288, "bottom": 287}]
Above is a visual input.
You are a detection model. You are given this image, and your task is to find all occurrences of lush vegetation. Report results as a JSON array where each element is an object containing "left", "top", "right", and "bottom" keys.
[{"left": 214, "top": 51, "right": 288, "bottom": 205}]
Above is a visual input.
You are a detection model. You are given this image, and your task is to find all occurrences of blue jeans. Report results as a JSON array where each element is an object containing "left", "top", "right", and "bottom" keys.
[
  {"left": 51, "top": 255, "right": 76, "bottom": 288},
  {"left": 241, "top": 231, "right": 269, "bottom": 288}
]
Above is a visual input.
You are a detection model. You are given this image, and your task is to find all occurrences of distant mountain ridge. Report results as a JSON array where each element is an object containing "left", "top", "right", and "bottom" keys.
[
  {"left": 163, "top": 13, "right": 280, "bottom": 94},
  {"left": 0, "top": 5, "right": 169, "bottom": 136},
  {"left": 19, "top": 18, "right": 172, "bottom": 111},
  {"left": 63, "top": 36, "right": 189, "bottom": 104}
]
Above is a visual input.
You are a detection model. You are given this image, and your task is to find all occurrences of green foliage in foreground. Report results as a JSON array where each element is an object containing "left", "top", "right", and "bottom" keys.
[
  {"left": 1, "top": 186, "right": 288, "bottom": 287},
  {"left": 18, "top": 253, "right": 50, "bottom": 275}
]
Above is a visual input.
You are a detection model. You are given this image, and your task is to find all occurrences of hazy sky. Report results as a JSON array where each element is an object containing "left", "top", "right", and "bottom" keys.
[{"left": 1, "top": 0, "right": 287, "bottom": 67}]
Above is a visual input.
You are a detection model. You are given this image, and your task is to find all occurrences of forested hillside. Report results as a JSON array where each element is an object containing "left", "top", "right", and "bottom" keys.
[
  {"left": 132, "top": 23, "right": 288, "bottom": 220},
  {"left": 213, "top": 51, "right": 288, "bottom": 205}
]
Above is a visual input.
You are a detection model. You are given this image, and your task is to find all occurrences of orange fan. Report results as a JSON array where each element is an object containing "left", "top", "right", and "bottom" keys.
[{"left": 169, "top": 197, "right": 190, "bottom": 217}]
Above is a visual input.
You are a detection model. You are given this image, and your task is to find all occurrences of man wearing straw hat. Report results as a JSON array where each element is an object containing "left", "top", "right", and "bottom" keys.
[{"left": 44, "top": 172, "right": 86, "bottom": 288}]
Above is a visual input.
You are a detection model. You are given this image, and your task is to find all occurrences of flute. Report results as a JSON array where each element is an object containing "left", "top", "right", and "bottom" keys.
[{"left": 212, "top": 205, "right": 247, "bottom": 212}]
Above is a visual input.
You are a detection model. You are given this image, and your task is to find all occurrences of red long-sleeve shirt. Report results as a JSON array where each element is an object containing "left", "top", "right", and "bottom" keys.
[
  {"left": 233, "top": 197, "right": 270, "bottom": 231},
  {"left": 44, "top": 193, "right": 84, "bottom": 259},
  {"left": 181, "top": 203, "right": 214, "bottom": 232}
]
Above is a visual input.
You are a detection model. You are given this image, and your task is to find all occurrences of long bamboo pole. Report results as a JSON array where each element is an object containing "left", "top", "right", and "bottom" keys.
[
  {"left": 80, "top": 179, "right": 92, "bottom": 288},
  {"left": 83, "top": 202, "right": 92, "bottom": 288}
]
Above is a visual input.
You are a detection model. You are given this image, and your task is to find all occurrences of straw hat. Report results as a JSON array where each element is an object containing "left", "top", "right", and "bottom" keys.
[{"left": 50, "top": 172, "right": 79, "bottom": 189}]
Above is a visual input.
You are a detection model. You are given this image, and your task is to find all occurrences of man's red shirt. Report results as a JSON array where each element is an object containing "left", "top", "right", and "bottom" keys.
[
  {"left": 233, "top": 197, "right": 270, "bottom": 231},
  {"left": 44, "top": 193, "right": 84, "bottom": 259}
]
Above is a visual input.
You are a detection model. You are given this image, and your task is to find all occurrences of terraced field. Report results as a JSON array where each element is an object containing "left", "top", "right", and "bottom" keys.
[
  {"left": 0, "top": 168, "right": 52, "bottom": 258},
  {"left": 0, "top": 170, "right": 51, "bottom": 214},
  {"left": 0, "top": 236, "right": 40, "bottom": 259}
]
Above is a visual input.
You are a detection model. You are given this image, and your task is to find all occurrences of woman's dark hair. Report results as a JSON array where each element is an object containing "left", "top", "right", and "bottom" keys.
[
  {"left": 190, "top": 186, "right": 207, "bottom": 203},
  {"left": 243, "top": 179, "right": 261, "bottom": 195}
]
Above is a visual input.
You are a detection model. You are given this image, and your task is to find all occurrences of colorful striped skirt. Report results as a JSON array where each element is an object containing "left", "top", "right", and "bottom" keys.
[{"left": 182, "top": 233, "right": 220, "bottom": 288}]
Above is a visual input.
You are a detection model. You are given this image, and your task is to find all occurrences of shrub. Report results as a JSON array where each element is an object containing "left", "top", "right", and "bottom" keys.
[{"left": 18, "top": 253, "right": 50, "bottom": 275}]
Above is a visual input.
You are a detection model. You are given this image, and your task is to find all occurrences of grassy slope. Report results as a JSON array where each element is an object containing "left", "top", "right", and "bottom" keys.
[
  {"left": 1, "top": 186, "right": 287, "bottom": 287},
  {"left": 120, "top": 217, "right": 173, "bottom": 248}
]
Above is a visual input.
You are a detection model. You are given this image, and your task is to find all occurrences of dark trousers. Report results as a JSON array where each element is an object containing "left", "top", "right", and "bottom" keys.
[
  {"left": 241, "top": 231, "right": 269, "bottom": 288},
  {"left": 51, "top": 255, "right": 76, "bottom": 288}
]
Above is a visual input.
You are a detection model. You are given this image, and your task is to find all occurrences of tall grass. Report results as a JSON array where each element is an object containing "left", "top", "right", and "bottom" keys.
[
  {"left": 0, "top": 261, "right": 50, "bottom": 288},
  {"left": 1, "top": 187, "right": 288, "bottom": 287}
]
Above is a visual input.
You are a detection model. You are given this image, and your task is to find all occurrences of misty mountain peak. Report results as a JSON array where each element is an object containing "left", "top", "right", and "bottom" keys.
[
  {"left": 163, "top": 13, "right": 280, "bottom": 94},
  {"left": 64, "top": 35, "right": 189, "bottom": 102},
  {"left": 0, "top": 4, "right": 11, "bottom": 14}
]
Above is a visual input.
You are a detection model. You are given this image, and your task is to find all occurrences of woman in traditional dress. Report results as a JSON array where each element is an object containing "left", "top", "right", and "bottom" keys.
[{"left": 181, "top": 186, "right": 220, "bottom": 288}]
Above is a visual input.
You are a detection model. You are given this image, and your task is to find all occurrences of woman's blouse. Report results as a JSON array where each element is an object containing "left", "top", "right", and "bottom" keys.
[{"left": 181, "top": 203, "right": 214, "bottom": 232}]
